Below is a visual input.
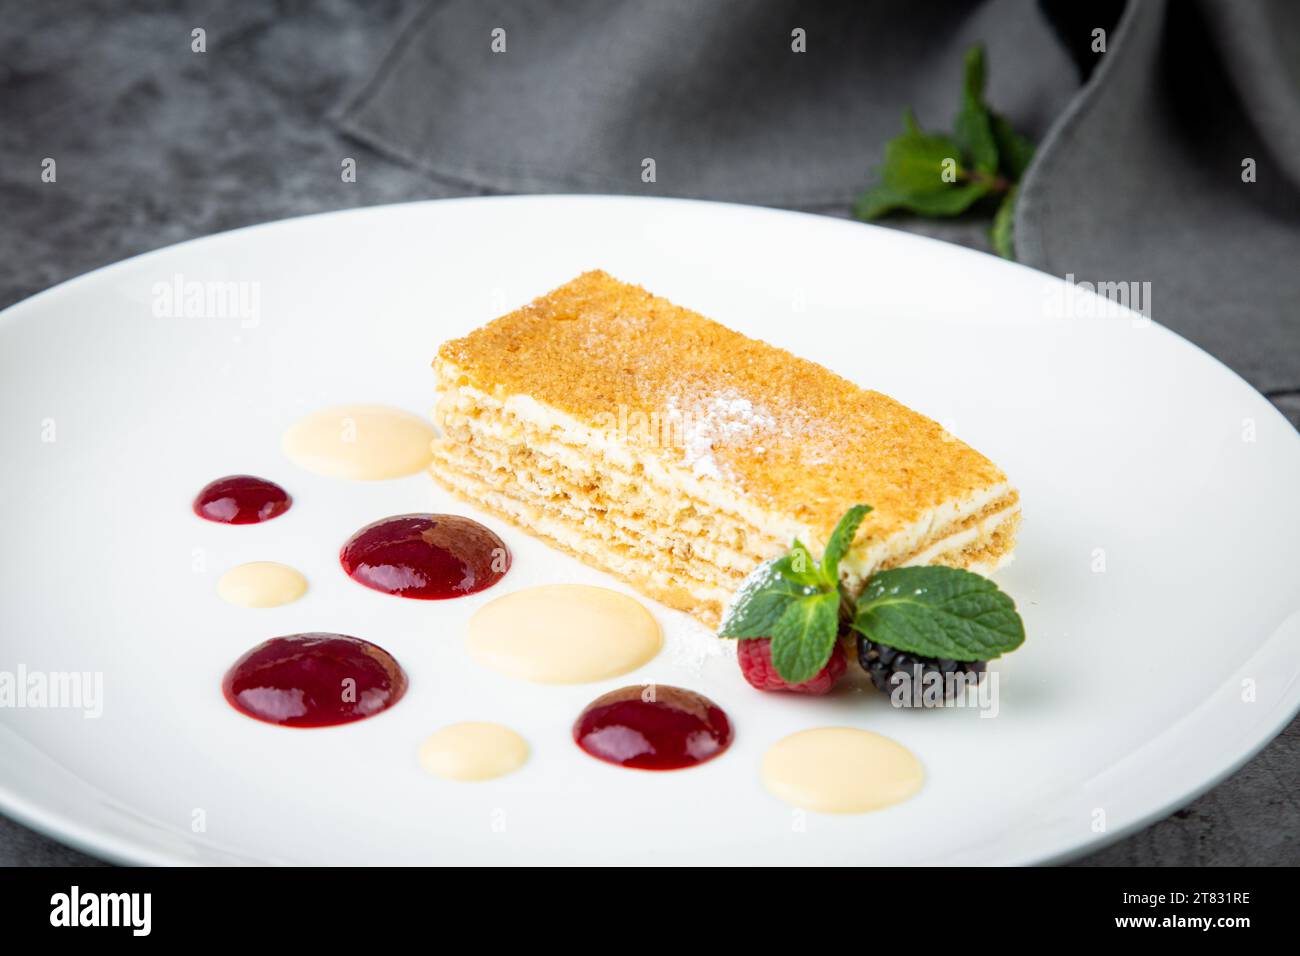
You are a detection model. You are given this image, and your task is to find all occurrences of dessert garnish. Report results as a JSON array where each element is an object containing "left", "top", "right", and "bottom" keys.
[
  {"left": 340, "top": 513, "right": 509, "bottom": 599},
  {"left": 573, "top": 685, "right": 733, "bottom": 771},
  {"left": 720, "top": 505, "right": 1025, "bottom": 693},
  {"left": 737, "top": 636, "right": 846, "bottom": 695},
  {"left": 193, "top": 474, "right": 291, "bottom": 524},
  {"left": 222, "top": 633, "right": 408, "bottom": 727}
]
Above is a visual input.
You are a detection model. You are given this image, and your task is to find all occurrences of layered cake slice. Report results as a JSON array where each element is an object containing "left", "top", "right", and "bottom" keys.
[{"left": 430, "top": 271, "right": 1019, "bottom": 626}]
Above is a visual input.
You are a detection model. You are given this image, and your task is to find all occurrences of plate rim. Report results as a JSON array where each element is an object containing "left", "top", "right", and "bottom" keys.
[{"left": 1, "top": 193, "right": 1297, "bottom": 866}]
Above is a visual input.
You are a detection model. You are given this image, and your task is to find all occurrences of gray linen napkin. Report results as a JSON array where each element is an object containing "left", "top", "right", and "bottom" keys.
[
  {"left": 338, "top": 0, "right": 1300, "bottom": 403},
  {"left": 1016, "top": 0, "right": 1300, "bottom": 393},
  {"left": 337, "top": 0, "right": 1078, "bottom": 205}
]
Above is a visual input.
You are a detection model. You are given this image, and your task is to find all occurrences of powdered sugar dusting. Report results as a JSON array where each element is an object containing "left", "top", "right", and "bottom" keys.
[
  {"left": 666, "top": 619, "right": 736, "bottom": 674},
  {"left": 665, "top": 389, "right": 777, "bottom": 482}
]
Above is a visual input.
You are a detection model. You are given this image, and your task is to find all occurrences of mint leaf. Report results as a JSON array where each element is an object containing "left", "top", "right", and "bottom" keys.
[
  {"left": 852, "top": 566, "right": 1024, "bottom": 661},
  {"left": 855, "top": 111, "right": 990, "bottom": 219},
  {"left": 991, "top": 113, "right": 1034, "bottom": 180},
  {"left": 953, "top": 47, "right": 997, "bottom": 175},
  {"left": 718, "top": 554, "right": 818, "bottom": 639},
  {"left": 880, "top": 112, "right": 964, "bottom": 197},
  {"left": 821, "top": 504, "right": 872, "bottom": 581},
  {"left": 855, "top": 181, "right": 990, "bottom": 220},
  {"left": 961, "top": 43, "right": 986, "bottom": 102},
  {"left": 787, "top": 539, "right": 825, "bottom": 586},
  {"left": 991, "top": 184, "right": 1017, "bottom": 260},
  {"left": 890, "top": 182, "right": 990, "bottom": 217},
  {"left": 769, "top": 591, "right": 840, "bottom": 684}
]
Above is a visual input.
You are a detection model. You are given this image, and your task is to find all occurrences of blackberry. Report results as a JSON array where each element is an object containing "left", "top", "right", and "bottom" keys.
[{"left": 856, "top": 633, "right": 986, "bottom": 702}]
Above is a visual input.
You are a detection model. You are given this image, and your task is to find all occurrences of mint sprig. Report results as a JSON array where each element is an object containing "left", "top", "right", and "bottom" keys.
[
  {"left": 852, "top": 566, "right": 1024, "bottom": 661},
  {"left": 718, "top": 504, "right": 871, "bottom": 683},
  {"left": 853, "top": 45, "right": 1035, "bottom": 259},
  {"left": 719, "top": 505, "right": 1026, "bottom": 686}
]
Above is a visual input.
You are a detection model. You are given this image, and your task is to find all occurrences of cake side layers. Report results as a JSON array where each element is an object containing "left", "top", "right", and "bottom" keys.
[
  {"left": 428, "top": 448, "right": 1019, "bottom": 626},
  {"left": 431, "top": 370, "right": 1019, "bottom": 622},
  {"left": 434, "top": 371, "right": 1018, "bottom": 583},
  {"left": 428, "top": 455, "right": 736, "bottom": 623}
]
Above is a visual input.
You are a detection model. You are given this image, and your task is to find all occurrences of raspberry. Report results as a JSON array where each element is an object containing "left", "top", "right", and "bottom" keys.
[
  {"left": 856, "top": 634, "right": 986, "bottom": 702},
  {"left": 737, "top": 638, "right": 846, "bottom": 695}
]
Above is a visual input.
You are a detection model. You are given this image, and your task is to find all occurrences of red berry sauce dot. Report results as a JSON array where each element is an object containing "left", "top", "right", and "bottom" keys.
[
  {"left": 222, "top": 633, "right": 408, "bottom": 728},
  {"left": 193, "top": 474, "right": 291, "bottom": 524},
  {"left": 340, "top": 514, "right": 510, "bottom": 599},
  {"left": 573, "top": 685, "right": 733, "bottom": 771}
]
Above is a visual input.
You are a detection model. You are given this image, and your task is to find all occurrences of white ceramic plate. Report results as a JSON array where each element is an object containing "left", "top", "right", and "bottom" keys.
[{"left": 1, "top": 196, "right": 1297, "bottom": 866}]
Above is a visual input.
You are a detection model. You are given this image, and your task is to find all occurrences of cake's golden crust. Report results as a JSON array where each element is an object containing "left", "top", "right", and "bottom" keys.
[{"left": 437, "top": 271, "right": 1009, "bottom": 545}]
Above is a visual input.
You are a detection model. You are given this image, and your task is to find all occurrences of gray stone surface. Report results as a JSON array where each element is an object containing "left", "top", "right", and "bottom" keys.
[{"left": 0, "top": 0, "right": 1295, "bottom": 866}]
